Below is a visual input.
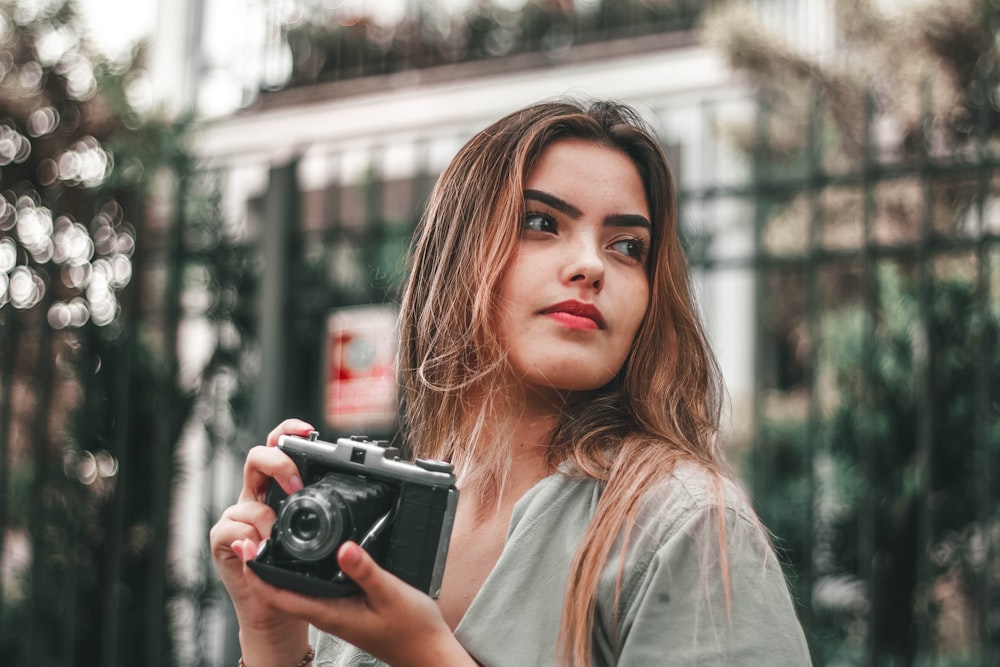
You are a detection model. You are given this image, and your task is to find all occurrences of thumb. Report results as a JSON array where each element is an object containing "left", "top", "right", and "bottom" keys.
[{"left": 338, "top": 541, "right": 392, "bottom": 601}]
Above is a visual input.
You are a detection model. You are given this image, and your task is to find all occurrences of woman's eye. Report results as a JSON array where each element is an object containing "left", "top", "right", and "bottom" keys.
[
  {"left": 612, "top": 238, "right": 648, "bottom": 261},
  {"left": 523, "top": 212, "right": 556, "bottom": 233}
]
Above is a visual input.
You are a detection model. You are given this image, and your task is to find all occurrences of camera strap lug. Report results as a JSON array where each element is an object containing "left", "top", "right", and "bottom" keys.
[{"left": 333, "top": 507, "right": 394, "bottom": 583}]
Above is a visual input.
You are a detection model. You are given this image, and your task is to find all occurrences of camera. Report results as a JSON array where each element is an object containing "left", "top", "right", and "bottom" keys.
[{"left": 248, "top": 432, "right": 459, "bottom": 599}]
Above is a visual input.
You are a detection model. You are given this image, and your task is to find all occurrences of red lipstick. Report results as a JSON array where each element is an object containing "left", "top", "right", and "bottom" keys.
[{"left": 541, "top": 300, "right": 605, "bottom": 330}]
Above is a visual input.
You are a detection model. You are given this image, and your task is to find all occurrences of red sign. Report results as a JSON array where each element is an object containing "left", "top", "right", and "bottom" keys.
[{"left": 324, "top": 305, "right": 398, "bottom": 434}]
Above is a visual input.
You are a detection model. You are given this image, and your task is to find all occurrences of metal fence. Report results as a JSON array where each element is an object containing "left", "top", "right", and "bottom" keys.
[
  {"left": 0, "top": 157, "right": 248, "bottom": 667},
  {"left": 679, "top": 87, "right": 1000, "bottom": 665},
  {"left": 0, "top": 185, "right": 182, "bottom": 665}
]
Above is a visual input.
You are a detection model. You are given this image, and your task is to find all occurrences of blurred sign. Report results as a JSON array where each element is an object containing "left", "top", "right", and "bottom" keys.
[{"left": 324, "top": 305, "right": 398, "bottom": 434}]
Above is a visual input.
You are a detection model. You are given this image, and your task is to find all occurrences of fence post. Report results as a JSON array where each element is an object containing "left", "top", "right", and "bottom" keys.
[
  {"left": 0, "top": 307, "right": 17, "bottom": 618},
  {"left": 858, "top": 85, "right": 880, "bottom": 667}
]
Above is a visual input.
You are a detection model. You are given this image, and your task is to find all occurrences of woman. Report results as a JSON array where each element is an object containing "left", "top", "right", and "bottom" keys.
[{"left": 210, "top": 100, "right": 811, "bottom": 666}]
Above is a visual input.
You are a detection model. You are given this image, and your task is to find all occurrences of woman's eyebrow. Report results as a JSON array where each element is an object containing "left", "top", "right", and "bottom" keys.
[
  {"left": 606, "top": 213, "right": 651, "bottom": 230},
  {"left": 524, "top": 189, "right": 650, "bottom": 229},
  {"left": 524, "top": 189, "right": 581, "bottom": 217}
]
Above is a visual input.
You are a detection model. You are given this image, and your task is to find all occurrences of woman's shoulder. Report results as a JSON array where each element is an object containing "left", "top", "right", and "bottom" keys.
[
  {"left": 610, "top": 456, "right": 778, "bottom": 607},
  {"left": 633, "top": 457, "right": 759, "bottom": 539},
  {"left": 550, "top": 453, "right": 759, "bottom": 542},
  {"left": 598, "top": 457, "right": 812, "bottom": 664}
]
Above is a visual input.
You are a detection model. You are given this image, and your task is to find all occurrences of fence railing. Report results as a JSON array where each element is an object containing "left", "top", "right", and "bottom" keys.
[{"left": 679, "top": 85, "right": 1000, "bottom": 665}]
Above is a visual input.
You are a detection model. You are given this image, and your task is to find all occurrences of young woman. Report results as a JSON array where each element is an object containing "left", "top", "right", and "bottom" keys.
[{"left": 210, "top": 100, "right": 811, "bottom": 666}]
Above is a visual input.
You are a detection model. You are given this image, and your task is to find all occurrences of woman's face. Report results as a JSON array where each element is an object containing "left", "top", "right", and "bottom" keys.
[{"left": 498, "top": 138, "right": 652, "bottom": 401}]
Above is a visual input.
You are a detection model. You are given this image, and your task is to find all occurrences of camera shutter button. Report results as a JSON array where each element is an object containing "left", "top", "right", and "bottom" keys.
[{"left": 414, "top": 458, "right": 453, "bottom": 474}]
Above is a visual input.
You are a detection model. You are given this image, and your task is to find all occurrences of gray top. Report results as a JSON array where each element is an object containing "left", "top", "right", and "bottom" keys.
[{"left": 310, "top": 462, "right": 812, "bottom": 666}]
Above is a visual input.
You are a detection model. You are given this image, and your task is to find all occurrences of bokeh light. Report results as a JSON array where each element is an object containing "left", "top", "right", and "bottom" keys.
[
  {"left": 35, "top": 23, "right": 76, "bottom": 66},
  {"left": 2, "top": 190, "right": 136, "bottom": 328},
  {"left": 16, "top": 60, "right": 43, "bottom": 92},
  {"left": 62, "top": 447, "right": 119, "bottom": 485},
  {"left": 47, "top": 295, "right": 89, "bottom": 329},
  {"left": 56, "top": 136, "right": 112, "bottom": 187},
  {"left": 53, "top": 216, "right": 94, "bottom": 264},
  {"left": 8, "top": 264, "right": 44, "bottom": 309},
  {"left": 0, "top": 196, "right": 13, "bottom": 230},
  {"left": 15, "top": 197, "right": 53, "bottom": 261},
  {"left": 0, "top": 236, "right": 15, "bottom": 271},
  {"left": 0, "top": 121, "right": 31, "bottom": 165},
  {"left": 57, "top": 52, "right": 97, "bottom": 100},
  {"left": 27, "top": 106, "right": 60, "bottom": 137}
]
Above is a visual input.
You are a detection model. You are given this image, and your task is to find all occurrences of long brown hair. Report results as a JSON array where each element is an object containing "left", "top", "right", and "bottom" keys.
[{"left": 398, "top": 99, "right": 730, "bottom": 665}]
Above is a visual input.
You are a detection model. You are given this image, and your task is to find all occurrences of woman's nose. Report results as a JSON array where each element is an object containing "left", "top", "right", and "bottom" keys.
[{"left": 561, "top": 238, "right": 604, "bottom": 291}]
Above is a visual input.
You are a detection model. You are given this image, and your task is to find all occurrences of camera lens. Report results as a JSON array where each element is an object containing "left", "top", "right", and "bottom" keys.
[
  {"left": 275, "top": 484, "right": 352, "bottom": 562},
  {"left": 289, "top": 509, "right": 321, "bottom": 541}
]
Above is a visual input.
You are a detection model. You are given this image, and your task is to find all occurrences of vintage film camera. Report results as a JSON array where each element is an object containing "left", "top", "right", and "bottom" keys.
[{"left": 248, "top": 432, "right": 459, "bottom": 598}]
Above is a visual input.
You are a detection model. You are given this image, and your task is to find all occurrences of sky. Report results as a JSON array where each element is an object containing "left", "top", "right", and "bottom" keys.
[{"left": 78, "top": 0, "right": 157, "bottom": 59}]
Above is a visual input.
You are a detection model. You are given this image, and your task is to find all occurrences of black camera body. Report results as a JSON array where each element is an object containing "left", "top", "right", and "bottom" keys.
[{"left": 248, "top": 432, "right": 459, "bottom": 599}]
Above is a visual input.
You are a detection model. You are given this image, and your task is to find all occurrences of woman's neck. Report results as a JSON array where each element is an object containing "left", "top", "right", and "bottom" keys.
[
  {"left": 497, "top": 408, "right": 562, "bottom": 503},
  {"left": 456, "top": 384, "right": 572, "bottom": 511}
]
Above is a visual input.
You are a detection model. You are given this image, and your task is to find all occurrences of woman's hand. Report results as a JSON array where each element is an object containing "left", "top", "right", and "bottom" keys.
[
  {"left": 233, "top": 539, "right": 477, "bottom": 667},
  {"left": 209, "top": 418, "right": 317, "bottom": 662}
]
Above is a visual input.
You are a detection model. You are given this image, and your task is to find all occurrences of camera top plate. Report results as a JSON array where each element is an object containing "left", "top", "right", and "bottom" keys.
[{"left": 277, "top": 432, "right": 457, "bottom": 488}]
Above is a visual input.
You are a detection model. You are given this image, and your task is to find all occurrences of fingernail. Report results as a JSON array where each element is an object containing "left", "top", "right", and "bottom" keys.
[
  {"left": 288, "top": 475, "right": 304, "bottom": 493},
  {"left": 338, "top": 542, "right": 361, "bottom": 568}
]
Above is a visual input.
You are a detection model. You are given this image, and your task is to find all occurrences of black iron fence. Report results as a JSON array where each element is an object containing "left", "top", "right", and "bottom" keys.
[
  {"left": 680, "top": 87, "right": 1000, "bottom": 665},
  {"left": 0, "top": 153, "right": 253, "bottom": 666}
]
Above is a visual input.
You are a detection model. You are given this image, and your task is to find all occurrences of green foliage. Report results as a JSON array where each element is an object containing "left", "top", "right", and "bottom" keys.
[{"left": 754, "top": 262, "right": 1000, "bottom": 665}]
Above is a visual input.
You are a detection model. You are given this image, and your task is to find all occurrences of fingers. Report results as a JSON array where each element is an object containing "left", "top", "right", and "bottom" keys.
[
  {"left": 266, "top": 419, "right": 315, "bottom": 447},
  {"left": 210, "top": 420, "right": 322, "bottom": 639},
  {"left": 235, "top": 555, "right": 346, "bottom": 622},
  {"left": 238, "top": 420, "right": 314, "bottom": 502},
  {"left": 336, "top": 542, "right": 392, "bottom": 603},
  {"left": 246, "top": 541, "right": 401, "bottom": 622},
  {"left": 211, "top": 501, "right": 277, "bottom": 554},
  {"left": 231, "top": 537, "right": 261, "bottom": 563},
  {"left": 240, "top": 445, "right": 305, "bottom": 502},
  {"left": 247, "top": 543, "right": 460, "bottom": 667},
  {"left": 252, "top": 542, "right": 390, "bottom": 620}
]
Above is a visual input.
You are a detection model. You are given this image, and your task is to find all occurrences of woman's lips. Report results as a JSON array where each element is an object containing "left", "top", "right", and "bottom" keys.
[{"left": 540, "top": 300, "right": 605, "bottom": 330}]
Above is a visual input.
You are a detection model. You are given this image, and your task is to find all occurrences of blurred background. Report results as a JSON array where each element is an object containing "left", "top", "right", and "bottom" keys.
[{"left": 1, "top": 0, "right": 998, "bottom": 665}]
